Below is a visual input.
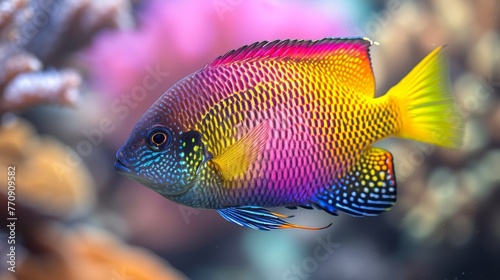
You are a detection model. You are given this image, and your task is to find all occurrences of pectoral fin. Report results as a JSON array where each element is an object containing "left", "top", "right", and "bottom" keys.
[{"left": 211, "top": 120, "right": 270, "bottom": 181}]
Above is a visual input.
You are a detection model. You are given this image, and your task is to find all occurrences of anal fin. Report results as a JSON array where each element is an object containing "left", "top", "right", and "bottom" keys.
[
  {"left": 217, "top": 206, "right": 331, "bottom": 231},
  {"left": 315, "top": 147, "right": 397, "bottom": 217}
]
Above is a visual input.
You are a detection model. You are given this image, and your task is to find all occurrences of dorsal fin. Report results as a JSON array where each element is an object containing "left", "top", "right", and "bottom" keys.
[{"left": 208, "top": 37, "right": 376, "bottom": 96}]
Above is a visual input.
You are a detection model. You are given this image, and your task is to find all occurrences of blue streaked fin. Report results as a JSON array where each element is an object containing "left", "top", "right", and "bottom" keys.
[
  {"left": 314, "top": 147, "right": 397, "bottom": 217},
  {"left": 217, "top": 206, "right": 331, "bottom": 231}
]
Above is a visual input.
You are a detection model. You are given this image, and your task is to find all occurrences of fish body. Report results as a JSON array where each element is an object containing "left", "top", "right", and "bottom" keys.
[{"left": 115, "top": 38, "right": 463, "bottom": 230}]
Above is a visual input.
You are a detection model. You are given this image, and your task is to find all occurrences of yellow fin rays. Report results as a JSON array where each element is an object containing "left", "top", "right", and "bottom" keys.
[{"left": 211, "top": 120, "right": 271, "bottom": 181}]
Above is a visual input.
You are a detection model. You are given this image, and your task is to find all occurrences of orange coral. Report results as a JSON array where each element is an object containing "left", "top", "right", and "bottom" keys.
[
  {"left": 0, "top": 116, "right": 94, "bottom": 218},
  {"left": 13, "top": 225, "right": 188, "bottom": 280}
]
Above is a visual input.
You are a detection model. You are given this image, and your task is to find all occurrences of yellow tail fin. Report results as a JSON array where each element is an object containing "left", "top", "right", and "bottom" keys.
[{"left": 386, "top": 46, "right": 464, "bottom": 149}]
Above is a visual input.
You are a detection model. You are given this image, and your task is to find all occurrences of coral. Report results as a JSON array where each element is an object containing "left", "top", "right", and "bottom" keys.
[
  {"left": 12, "top": 225, "right": 188, "bottom": 280},
  {"left": 23, "top": 0, "right": 133, "bottom": 62},
  {"left": 0, "top": 51, "right": 42, "bottom": 87},
  {"left": 0, "top": 69, "right": 81, "bottom": 115},
  {"left": 0, "top": 0, "right": 29, "bottom": 45},
  {"left": 0, "top": 0, "right": 132, "bottom": 116},
  {"left": 0, "top": 116, "right": 94, "bottom": 218}
]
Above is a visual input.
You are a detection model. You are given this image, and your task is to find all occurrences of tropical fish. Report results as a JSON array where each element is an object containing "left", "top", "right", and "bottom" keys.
[{"left": 115, "top": 37, "right": 463, "bottom": 230}]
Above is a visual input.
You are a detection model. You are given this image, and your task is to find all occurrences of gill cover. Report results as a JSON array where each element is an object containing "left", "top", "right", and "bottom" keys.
[{"left": 164, "top": 130, "right": 209, "bottom": 195}]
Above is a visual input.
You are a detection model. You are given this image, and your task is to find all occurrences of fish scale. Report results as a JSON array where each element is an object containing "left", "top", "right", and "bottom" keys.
[
  {"left": 190, "top": 59, "right": 391, "bottom": 207},
  {"left": 115, "top": 38, "right": 464, "bottom": 230}
]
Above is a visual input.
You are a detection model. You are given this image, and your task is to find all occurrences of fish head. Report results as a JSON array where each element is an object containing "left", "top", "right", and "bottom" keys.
[{"left": 115, "top": 105, "right": 207, "bottom": 196}]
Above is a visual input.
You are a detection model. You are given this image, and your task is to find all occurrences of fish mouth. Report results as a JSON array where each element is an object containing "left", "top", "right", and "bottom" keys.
[{"left": 114, "top": 157, "right": 132, "bottom": 174}]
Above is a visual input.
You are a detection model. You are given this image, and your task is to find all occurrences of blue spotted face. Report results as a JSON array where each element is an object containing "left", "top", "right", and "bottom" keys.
[{"left": 115, "top": 112, "right": 208, "bottom": 196}]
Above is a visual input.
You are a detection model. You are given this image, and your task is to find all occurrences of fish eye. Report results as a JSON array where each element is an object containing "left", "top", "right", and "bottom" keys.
[{"left": 147, "top": 126, "right": 172, "bottom": 151}]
